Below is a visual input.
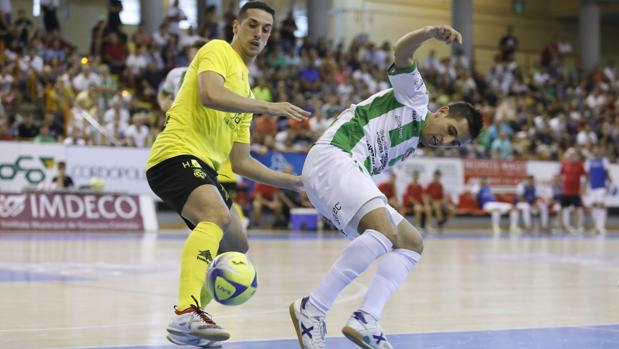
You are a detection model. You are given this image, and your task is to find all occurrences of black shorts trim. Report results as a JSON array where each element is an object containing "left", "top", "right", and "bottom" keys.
[
  {"left": 560, "top": 195, "right": 582, "bottom": 208},
  {"left": 146, "top": 155, "right": 233, "bottom": 229}
]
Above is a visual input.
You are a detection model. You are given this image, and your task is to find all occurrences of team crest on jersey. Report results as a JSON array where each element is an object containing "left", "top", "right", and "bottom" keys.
[{"left": 224, "top": 113, "right": 243, "bottom": 131}]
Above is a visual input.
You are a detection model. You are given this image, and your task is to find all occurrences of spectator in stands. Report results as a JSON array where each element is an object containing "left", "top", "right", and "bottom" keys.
[
  {"left": 41, "top": 113, "right": 64, "bottom": 141},
  {"left": 165, "top": 0, "right": 187, "bottom": 39},
  {"left": 125, "top": 112, "right": 150, "bottom": 147},
  {"left": 14, "top": 8, "right": 33, "bottom": 47},
  {"left": 152, "top": 22, "right": 172, "bottom": 48},
  {"left": 50, "top": 161, "right": 74, "bottom": 190},
  {"left": 560, "top": 148, "right": 588, "bottom": 234},
  {"left": 475, "top": 176, "right": 520, "bottom": 236},
  {"left": 378, "top": 172, "right": 402, "bottom": 214},
  {"left": 499, "top": 25, "right": 518, "bottom": 62},
  {"left": 491, "top": 130, "right": 512, "bottom": 160},
  {"left": 129, "top": 22, "right": 149, "bottom": 48},
  {"left": 515, "top": 175, "right": 550, "bottom": 233},
  {"left": 34, "top": 125, "right": 56, "bottom": 143},
  {"left": 105, "top": 0, "right": 123, "bottom": 35},
  {"left": 425, "top": 170, "right": 454, "bottom": 233},
  {"left": 103, "top": 98, "right": 129, "bottom": 125},
  {"left": 280, "top": 11, "right": 297, "bottom": 51},
  {"left": 72, "top": 63, "right": 101, "bottom": 93},
  {"left": 402, "top": 171, "right": 429, "bottom": 230},
  {"left": 251, "top": 182, "right": 283, "bottom": 229},
  {"left": 199, "top": 5, "right": 219, "bottom": 39},
  {"left": 101, "top": 32, "right": 127, "bottom": 75},
  {"left": 40, "top": 0, "right": 60, "bottom": 34},
  {"left": 16, "top": 112, "right": 39, "bottom": 140}
]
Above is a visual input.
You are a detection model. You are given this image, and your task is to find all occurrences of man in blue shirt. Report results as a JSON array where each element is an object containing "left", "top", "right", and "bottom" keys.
[
  {"left": 475, "top": 176, "right": 520, "bottom": 236},
  {"left": 586, "top": 146, "right": 612, "bottom": 235},
  {"left": 516, "top": 175, "right": 549, "bottom": 233}
]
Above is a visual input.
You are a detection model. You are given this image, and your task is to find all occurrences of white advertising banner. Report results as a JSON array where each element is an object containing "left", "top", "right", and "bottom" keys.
[
  {"left": 66, "top": 146, "right": 152, "bottom": 196},
  {"left": 0, "top": 142, "right": 66, "bottom": 192}
]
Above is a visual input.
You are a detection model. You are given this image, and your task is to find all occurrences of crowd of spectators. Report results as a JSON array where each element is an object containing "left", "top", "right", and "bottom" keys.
[{"left": 0, "top": 2, "right": 618, "bottom": 164}]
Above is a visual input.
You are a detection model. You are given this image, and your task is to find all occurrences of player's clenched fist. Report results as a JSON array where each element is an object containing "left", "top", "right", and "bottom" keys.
[{"left": 430, "top": 25, "right": 462, "bottom": 44}]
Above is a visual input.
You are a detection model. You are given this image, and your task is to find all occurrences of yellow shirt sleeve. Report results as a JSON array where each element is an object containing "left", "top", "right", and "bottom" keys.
[{"left": 197, "top": 40, "right": 229, "bottom": 78}]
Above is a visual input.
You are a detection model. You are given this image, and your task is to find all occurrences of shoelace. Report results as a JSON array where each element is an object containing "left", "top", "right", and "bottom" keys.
[
  {"left": 313, "top": 316, "right": 327, "bottom": 346},
  {"left": 189, "top": 295, "right": 216, "bottom": 325}
]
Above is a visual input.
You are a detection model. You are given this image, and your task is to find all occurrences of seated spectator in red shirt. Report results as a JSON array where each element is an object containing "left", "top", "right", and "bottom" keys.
[
  {"left": 425, "top": 170, "right": 455, "bottom": 232},
  {"left": 378, "top": 172, "right": 402, "bottom": 214},
  {"left": 402, "top": 171, "right": 429, "bottom": 229},
  {"left": 251, "top": 182, "right": 283, "bottom": 229}
]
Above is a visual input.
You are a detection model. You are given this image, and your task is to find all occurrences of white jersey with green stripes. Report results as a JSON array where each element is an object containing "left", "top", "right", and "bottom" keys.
[
  {"left": 160, "top": 66, "right": 188, "bottom": 98},
  {"left": 315, "top": 63, "right": 429, "bottom": 175}
]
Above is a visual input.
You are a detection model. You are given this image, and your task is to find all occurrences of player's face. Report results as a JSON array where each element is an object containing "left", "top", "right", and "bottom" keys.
[
  {"left": 421, "top": 106, "right": 471, "bottom": 148},
  {"left": 234, "top": 9, "right": 273, "bottom": 57}
]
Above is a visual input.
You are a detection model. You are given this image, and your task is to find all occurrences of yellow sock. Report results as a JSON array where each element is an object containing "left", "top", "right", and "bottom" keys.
[{"left": 177, "top": 221, "right": 223, "bottom": 311}]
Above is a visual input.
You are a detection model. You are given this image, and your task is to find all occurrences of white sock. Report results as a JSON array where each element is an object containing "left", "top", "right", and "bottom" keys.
[
  {"left": 509, "top": 209, "right": 519, "bottom": 228},
  {"left": 592, "top": 208, "right": 602, "bottom": 230},
  {"left": 491, "top": 211, "right": 501, "bottom": 227},
  {"left": 309, "top": 229, "right": 392, "bottom": 314},
  {"left": 600, "top": 208, "right": 607, "bottom": 230},
  {"left": 577, "top": 208, "right": 584, "bottom": 228},
  {"left": 359, "top": 249, "right": 421, "bottom": 320},
  {"left": 519, "top": 204, "right": 531, "bottom": 228},
  {"left": 563, "top": 207, "right": 572, "bottom": 228},
  {"left": 539, "top": 205, "right": 549, "bottom": 229}
]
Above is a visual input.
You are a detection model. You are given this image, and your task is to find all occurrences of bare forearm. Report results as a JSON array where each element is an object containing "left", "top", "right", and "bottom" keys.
[
  {"left": 202, "top": 85, "right": 270, "bottom": 114},
  {"left": 233, "top": 156, "right": 300, "bottom": 191},
  {"left": 393, "top": 26, "right": 434, "bottom": 68}
]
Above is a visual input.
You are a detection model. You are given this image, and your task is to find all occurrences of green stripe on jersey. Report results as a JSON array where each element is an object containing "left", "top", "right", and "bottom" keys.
[
  {"left": 389, "top": 120, "right": 424, "bottom": 147},
  {"left": 330, "top": 91, "right": 403, "bottom": 152}
]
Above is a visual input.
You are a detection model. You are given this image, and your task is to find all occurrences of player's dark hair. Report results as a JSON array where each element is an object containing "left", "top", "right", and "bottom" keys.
[
  {"left": 448, "top": 101, "right": 483, "bottom": 140},
  {"left": 239, "top": 1, "right": 275, "bottom": 20}
]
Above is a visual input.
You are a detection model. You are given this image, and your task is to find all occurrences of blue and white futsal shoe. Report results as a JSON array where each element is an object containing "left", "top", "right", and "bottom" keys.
[
  {"left": 342, "top": 310, "right": 394, "bottom": 349},
  {"left": 289, "top": 296, "right": 327, "bottom": 349}
]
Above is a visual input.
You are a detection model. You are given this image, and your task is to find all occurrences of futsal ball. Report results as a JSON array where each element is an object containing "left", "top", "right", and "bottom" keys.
[{"left": 206, "top": 252, "right": 258, "bottom": 306}]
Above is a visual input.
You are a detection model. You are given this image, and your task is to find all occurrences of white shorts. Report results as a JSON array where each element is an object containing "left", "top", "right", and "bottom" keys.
[
  {"left": 302, "top": 145, "right": 404, "bottom": 239},
  {"left": 588, "top": 188, "right": 607, "bottom": 204},
  {"left": 482, "top": 202, "right": 513, "bottom": 214}
]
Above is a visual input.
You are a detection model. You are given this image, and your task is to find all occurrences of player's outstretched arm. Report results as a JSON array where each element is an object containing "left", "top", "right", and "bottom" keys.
[
  {"left": 199, "top": 71, "right": 310, "bottom": 120},
  {"left": 393, "top": 25, "right": 462, "bottom": 68},
  {"left": 229, "top": 142, "right": 304, "bottom": 191}
]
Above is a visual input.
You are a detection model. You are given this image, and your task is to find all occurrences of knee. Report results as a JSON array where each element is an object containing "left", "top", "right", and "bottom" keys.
[
  {"left": 399, "top": 234, "right": 424, "bottom": 254},
  {"left": 206, "top": 209, "right": 232, "bottom": 229}
]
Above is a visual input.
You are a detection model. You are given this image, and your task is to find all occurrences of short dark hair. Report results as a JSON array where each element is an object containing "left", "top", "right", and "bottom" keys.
[
  {"left": 239, "top": 1, "right": 275, "bottom": 20},
  {"left": 448, "top": 101, "right": 483, "bottom": 140}
]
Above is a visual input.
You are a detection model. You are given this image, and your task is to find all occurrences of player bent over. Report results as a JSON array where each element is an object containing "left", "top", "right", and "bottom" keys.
[{"left": 290, "top": 25, "right": 483, "bottom": 349}]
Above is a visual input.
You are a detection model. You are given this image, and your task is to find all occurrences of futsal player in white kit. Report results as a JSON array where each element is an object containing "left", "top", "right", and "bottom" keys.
[{"left": 290, "top": 25, "right": 484, "bottom": 349}]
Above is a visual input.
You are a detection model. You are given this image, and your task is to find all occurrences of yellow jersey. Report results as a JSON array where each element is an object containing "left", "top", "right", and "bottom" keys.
[{"left": 147, "top": 40, "right": 254, "bottom": 171}]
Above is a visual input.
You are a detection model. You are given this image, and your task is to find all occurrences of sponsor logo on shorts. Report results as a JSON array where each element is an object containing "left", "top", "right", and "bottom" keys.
[
  {"left": 193, "top": 169, "right": 207, "bottom": 179},
  {"left": 332, "top": 201, "right": 342, "bottom": 226}
]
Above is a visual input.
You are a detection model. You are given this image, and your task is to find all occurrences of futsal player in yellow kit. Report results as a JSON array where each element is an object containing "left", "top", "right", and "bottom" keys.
[{"left": 146, "top": 2, "right": 310, "bottom": 347}]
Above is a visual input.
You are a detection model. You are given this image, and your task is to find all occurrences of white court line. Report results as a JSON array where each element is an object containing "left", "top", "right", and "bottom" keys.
[{"left": 0, "top": 280, "right": 368, "bottom": 334}]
